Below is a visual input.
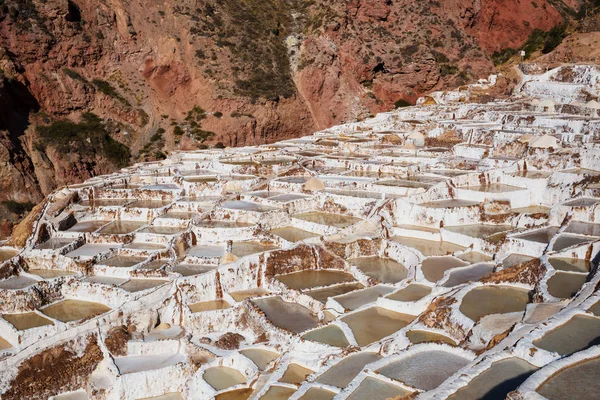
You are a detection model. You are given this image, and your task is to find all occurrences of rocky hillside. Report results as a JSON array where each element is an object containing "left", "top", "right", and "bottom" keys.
[{"left": 0, "top": 0, "right": 579, "bottom": 235}]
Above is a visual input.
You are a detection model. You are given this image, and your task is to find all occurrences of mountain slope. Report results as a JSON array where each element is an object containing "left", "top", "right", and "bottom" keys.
[{"left": 0, "top": 0, "right": 573, "bottom": 235}]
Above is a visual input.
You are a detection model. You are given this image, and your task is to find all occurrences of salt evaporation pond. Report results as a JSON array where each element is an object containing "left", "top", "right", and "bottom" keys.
[
  {"left": 293, "top": 212, "right": 362, "bottom": 228},
  {"left": 341, "top": 307, "right": 414, "bottom": 346},
  {"left": 346, "top": 377, "right": 411, "bottom": 400},
  {"left": 3, "top": 312, "right": 54, "bottom": 330},
  {"left": 304, "top": 282, "right": 364, "bottom": 303},
  {"left": 546, "top": 271, "right": 587, "bottom": 299},
  {"left": 406, "top": 330, "right": 458, "bottom": 346},
  {"left": 41, "top": 300, "right": 111, "bottom": 322},
  {"left": 270, "top": 227, "right": 320, "bottom": 242},
  {"left": 203, "top": 366, "right": 246, "bottom": 391},
  {"left": 447, "top": 357, "right": 538, "bottom": 400},
  {"left": 537, "top": 356, "right": 600, "bottom": 400},
  {"left": 275, "top": 270, "right": 355, "bottom": 290},
  {"left": 386, "top": 283, "right": 432, "bottom": 302},
  {"left": 533, "top": 314, "right": 600, "bottom": 355},
  {"left": 378, "top": 350, "right": 471, "bottom": 390},
  {"left": 316, "top": 352, "right": 382, "bottom": 387},
  {"left": 279, "top": 363, "right": 313, "bottom": 384},
  {"left": 335, "top": 285, "right": 396, "bottom": 311},
  {"left": 239, "top": 348, "right": 278, "bottom": 370},
  {"left": 422, "top": 256, "right": 469, "bottom": 282},
  {"left": 391, "top": 236, "right": 465, "bottom": 256},
  {"left": 459, "top": 285, "right": 530, "bottom": 321},
  {"left": 253, "top": 297, "right": 318, "bottom": 333},
  {"left": 302, "top": 324, "right": 349, "bottom": 347},
  {"left": 347, "top": 256, "right": 408, "bottom": 283}
]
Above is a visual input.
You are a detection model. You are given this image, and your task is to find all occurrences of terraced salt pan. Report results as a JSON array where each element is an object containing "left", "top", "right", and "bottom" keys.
[
  {"left": 447, "top": 357, "right": 539, "bottom": 400},
  {"left": 98, "top": 220, "right": 147, "bottom": 234},
  {"left": 189, "top": 299, "right": 231, "bottom": 313},
  {"left": 341, "top": 307, "right": 415, "bottom": 346},
  {"left": 378, "top": 349, "right": 471, "bottom": 390},
  {"left": 0, "top": 276, "right": 37, "bottom": 290},
  {"left": 334, "top": 285, "right": 396, "bottom": 311},
  {"left": 459, "top": 285, "right": 530, "bottom": 321},
  {"left": 229, "top": 288, "right": 271, "bottom": 302},
  {"left": 3, "top": 312, "right": 54, "bottom": 330},
  {"left": 346, "top": 256, "right": 408, "bottom": 283},
  {"left": 253, "top": 297, "right": 318, "bottom": 333},
  {"left": 279, "top": 363, "right": 314, "bottom": 384},
  {"left": 28, "top": 269, "right": 76, "bottom": 278},
  {"left": 297, "top": 387, "right": 336, "bottom": 400},
  {"left": 259, "top": 386, "right": 296, "bottom": 399},
  {"left": 533, "top": 314, "right": 600, "bottom": 355},
  {"left": 65, "top": 220, "right": 110, "bottom": 233},
  {"left": 304, "top": 283, "right": 364, "bottom": 303},
  {"left": 546, "top": 271, "right": 587, "bottom": 299},
  {"left": 292, "top": 212, "right": 362, "bottom": 228},
  {"left": 203, "top": 366, "right": 246, "bottom": 390},
  {"left": 386, "top": 283, "right": 432, "bottom": 302},
  {"left": 406, "top": 330, "right": 458, "bottom": 346},
  {"left": 173, "top": 264, "right": 217, "bottom": 277},
  {"left": 422, "top": 256, "right": 469, "bottom": 282},
  {"left": 270, "top": 227, "right": 320, "bottom": 242},
  {"left": 275, "top": 270, "right": 355, "bottom": 290},
  {"left": 536, "top": 356, "right": 600, "bottom": 400},
  {"left": 41, "top": 299, "right": 111, "bottom": 322},
  {"left": 302, "top": 324, "right": 349, "bottom": 347},
  {"left": 239, "top": 348, "right": 278, "bottom": 370},
  {"left": 346, "top": 377, "right": 411, "bottom": 400}
]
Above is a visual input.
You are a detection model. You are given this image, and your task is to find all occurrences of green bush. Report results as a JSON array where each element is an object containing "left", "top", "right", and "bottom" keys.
[
  {"left": 213, "top": 111, "right": 223, "bottom": 118},
  {"left": 394, "top": 99, "right": 412, "bottom": 108},
  {"left": 63, "top": 68, "right": 86, "bottom": 82},
  {"left": 1, "top": 200, "right": 35, "bottom": 215},
  {"left": 491, "top": 48, "right": 517, "bottom": 65},
  {"left": 36, "top": 112, "right": 131, "bottom": 168},
  {"left": 440, "top": 64, "right": 459, "bottom": 77},
  {"left": 92, "top": 79, "right": 130, "bottom": 107},
  {"left": 214, "top": 141, "right": 225, "bottom": 149}
]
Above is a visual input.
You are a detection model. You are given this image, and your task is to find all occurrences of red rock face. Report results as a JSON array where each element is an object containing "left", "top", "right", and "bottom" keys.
[
  {"left": 0, "top": 0, "right": 573, "bottom": 216},
  {"left": 449, "top": 0, "right": 564, "bottom": 52}
]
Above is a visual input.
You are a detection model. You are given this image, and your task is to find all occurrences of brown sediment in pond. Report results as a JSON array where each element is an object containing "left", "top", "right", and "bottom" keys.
[
  {"left": 203, "top": 366, "right": 246, "bottom": 391},
  {"left": 302, "top": 324, "right": 350, "bottom": 347},
  {"left": 279, "top": 363, "right": 314, "bottom": 384},
  {"left": 252, "top": 297, "right": 318, "bottom": 334},
  {"left": 42, "top": 300, "right": 111, "bottom": 323},
  {"left": 275, "top": 270, "right": 355, "bottom": 290},
  {"left": 346, "top": 377, "right": 412, "bottom": 400},
  {"left": 189, "top": 299, "right": 231, "bottom": 313},
  {"left": 386, "top": 284, "right": 432, "bottom": 302},
  {"left": 459, "top": 285, "right": 530, "bottom": 321},
  {"left": 3, "top": 312, "right": 54, "bottom": 331},
  {"left": 341, "top": 307, "right": 415, "bottom": 346},
  {"left": 240, "top": 348, "right": 278, "bottom": 370},
  {"left": 406, "top": 330, "right": 457, "bottom": 346},
  {"left": 347, "top": 256, "right": 408, "bottom": 284}
]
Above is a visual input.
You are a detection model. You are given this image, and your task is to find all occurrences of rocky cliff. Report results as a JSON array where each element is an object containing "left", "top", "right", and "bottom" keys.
[{"left": 0, "top": 0, "right": 574, "bottom": 235}]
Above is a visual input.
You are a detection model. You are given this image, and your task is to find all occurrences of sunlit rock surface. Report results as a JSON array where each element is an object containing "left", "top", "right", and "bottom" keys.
[{"left": 1, "top": 65, "right": 600, "bottom": 399}]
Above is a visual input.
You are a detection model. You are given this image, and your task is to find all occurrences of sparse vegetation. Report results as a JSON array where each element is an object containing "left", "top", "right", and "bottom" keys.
[
  {"left": 92, "top": 79, "right": 131, "bottom": 107},
  {"left": 1, "top": 200, "right": 35, "bottom": 216},
  {"left": 395, "top": 99, "right": 412, "bottom": 108},
  {"left": 36, "top": 113, "right": 131, "bottom": 167}
]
